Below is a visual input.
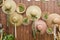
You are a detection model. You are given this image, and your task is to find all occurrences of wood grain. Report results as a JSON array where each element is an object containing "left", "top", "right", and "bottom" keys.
[{"left": 0, "top": 0, "right": 60, "bottom": 40}]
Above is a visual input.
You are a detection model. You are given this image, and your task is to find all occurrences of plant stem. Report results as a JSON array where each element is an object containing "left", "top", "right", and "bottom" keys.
[
  {"left": 7, "top": 14, "right": 10, "bottom": 27},
  {"left": 7, "top": 14, "right": 10, "bottom": 34},
  {"left": 32, "top": 23, "right": 36, "bottom": 40}
]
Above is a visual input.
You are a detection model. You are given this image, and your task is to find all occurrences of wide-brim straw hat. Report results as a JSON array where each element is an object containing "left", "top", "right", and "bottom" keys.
[
  {"left": 26, "top": 5, "right": 41, "bottom": 21},
  {"left": 10, "top": 12, "right": 23, "bottom": 26},
  {"left": 2, "top": 0, "right": 16, "bottom": 14},
  {"left": 16, "top": 3, "right": 26, "bottom": 14},
  {"left": 34, "top": 20, "right": 47, "bottom": 34},
  {"left": 47, "top": 13, "right": 60, "bottom": 27}
]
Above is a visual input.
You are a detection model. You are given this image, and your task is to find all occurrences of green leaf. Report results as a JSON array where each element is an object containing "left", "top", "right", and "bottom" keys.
[
  {"left": 31, "top": 14, "right": 37, "bottom": 21},
  {"left": 3, "top": 34, "right": 15, "bottom": 40},
  {"left": 32, "top": 29, "right": 36, "bottom": 40},
  {"left": 19, "top": 5, "right": 24, "bottom": 12},
  {"left": 23, "top": 18, "right": 28, "bottom": 23},
  {"left": 47, "top": 28, "right": 52, "bottom": 33},
  {"left": 31, "top": 14, "right": 37, "bottom": 19},
  {"left": 44, "top": 14, "right": 48, "bottom": 19},
  {"left": 32, "top": 24, "right": 36, "bottom": 40}
]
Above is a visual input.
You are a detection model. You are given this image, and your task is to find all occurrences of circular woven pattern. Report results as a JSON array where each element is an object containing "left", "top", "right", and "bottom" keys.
[
  {"left": 47, "top": 13, "right": 60, "bottom": 27},
  {"left": 26, "top": 5, "right": 41, "bottom": 21},
  {"left": 2, "top": 0, "right": 16, "bottom": 14},
  {"left": 10, "top": 12, "right": 23, "bottom": 26},
  {"left": 16, "top": 3, "right": 26, "bottom": 14},
  {"left": 34, "top": 20, "right": 47, "bottom": 34}
]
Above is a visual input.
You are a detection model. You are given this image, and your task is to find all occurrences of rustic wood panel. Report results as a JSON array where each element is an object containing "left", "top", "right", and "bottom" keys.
[{"left": 0, "top": 0, "right": 60, "bottom": 40}]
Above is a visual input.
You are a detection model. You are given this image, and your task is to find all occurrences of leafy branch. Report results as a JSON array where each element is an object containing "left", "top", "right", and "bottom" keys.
[{"left": 32, "top": 23, "right": 37, "bottom": 40}]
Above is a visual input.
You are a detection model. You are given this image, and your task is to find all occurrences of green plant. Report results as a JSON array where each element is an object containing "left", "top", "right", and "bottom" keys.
[
  {"left": 32, "top": 23, "right": 41, "bottom": 40},
  {"left": 32, "top": 23, "right": 37, "bottom": 40},
  {"left": 47, "top": 28, "right": 52, "bottom": 33},
  {"left": 44, "top": 14, "right": 48, "bottom": 19},
  {"left": 3, "top": 34, "right": 15, "bottom": 40},
  {"left": 31, "top": 14, "right": 37, "bottom": 19},
  {"left": 19, "top": 5, "right": 24, "bottom": 12},
  {"left": 31, "top": 14, "right": 37, "bottom": 21},
  {"left": 23, "top": 18, "right": 28, "bottom": 23}
]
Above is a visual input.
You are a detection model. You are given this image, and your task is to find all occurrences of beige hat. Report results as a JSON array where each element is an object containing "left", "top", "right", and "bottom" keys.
[
  {"left": 34, "top": 20, "right": 47, "bottom": 34},
  {"left": 10, "top": 12, "right": 23, "bottom": 26},
  {"left": 0, "top": 0, "right": 4, "bottom": 6},
  {"left": 47, "top": 13, "right": 60, "bottom": 27},
  {"left": 2, "top": 0, "right": 16, "bottom": 14},
  {"left": 16, "top": 3, "right": 26, "bottom": 14},
  {"left": 26, "top": 5, "right": 41, "bottom": 21}
]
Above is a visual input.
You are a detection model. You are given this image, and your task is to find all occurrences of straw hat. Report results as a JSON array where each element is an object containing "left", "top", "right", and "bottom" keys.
[
  {"left": 0, "top": 0, "right": 4, "bottom": 6},
  {"left": 26, "top": 5, "right": 41, "bottom": 21},
  {"left": 34, "top": 20, "right": 47, "bottom": 34},
  {"left": 47, "top": 13, "right": 60, "bottom": 27},
  {"left": 16, "top": 3, "right": 26, "bottom": 14},
  {"left": 2, "top": 0, "right": 16, "bottom": 14},
  {"left": 10, "top": 12, "right": 23, "bottom": 26}
]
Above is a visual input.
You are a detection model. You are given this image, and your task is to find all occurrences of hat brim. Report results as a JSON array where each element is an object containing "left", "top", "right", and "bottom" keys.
[
  {"left": 47, "top": 13, "right": 60, "bottom": 27},
  {"left": 10, "top": 12, "right": 23, "bottom": 26},
  {"left": 2, "top": 0, "right": 16, "bottom": 14},
  {"left": 26, "top": 5, "right": 41, "bottom": 21}
]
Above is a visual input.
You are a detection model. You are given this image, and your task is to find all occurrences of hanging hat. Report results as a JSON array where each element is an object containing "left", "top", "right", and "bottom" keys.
[
  {"left": 34, "top": 20, "right": 47, "bottom": 34},
  {"left": 0, "top": 0, "right": 4, "bottom": 6},
  {"left": 16, "top": 3, "right": 26, "bottom": 14},
  {"left": 10, "top": 12, "right": 23, "bottom": 26},
  {"left": 2, "top": 0, "right": 16, "bottom": 14},
  {"left": 47, "top": 13, "right": 60, "bottom": 27},
  {"left": 26, "top": 5, "right": 41, "bottom": 21}
]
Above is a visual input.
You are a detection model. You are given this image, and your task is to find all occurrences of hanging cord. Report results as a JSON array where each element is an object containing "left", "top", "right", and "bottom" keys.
[
  {"left": 14, "top": 23, "right": 17, "bottom": 38},
  {"left": 54, "top": 26, "right": 56, "bottom": 40},
  {"left": 58, "top": 25, "right": 60, "bottom": 40},
  {"left": 54, "top": 24, "right": 58, "bottom": 40}
]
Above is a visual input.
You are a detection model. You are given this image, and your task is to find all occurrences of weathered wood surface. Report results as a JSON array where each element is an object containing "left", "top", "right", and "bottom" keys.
[{"left": 0, "top": 0, "right": 60, "bottom": 40}]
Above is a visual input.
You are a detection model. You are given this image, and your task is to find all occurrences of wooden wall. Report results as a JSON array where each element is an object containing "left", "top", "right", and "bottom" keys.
[{"left": 0, "top": 0, "right": 60, "bottom": 40}]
